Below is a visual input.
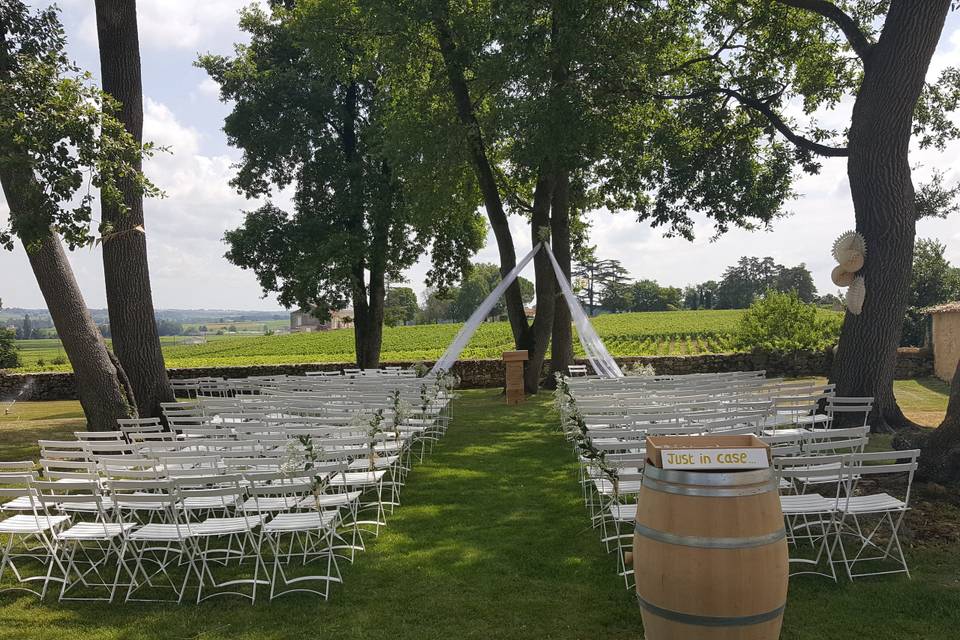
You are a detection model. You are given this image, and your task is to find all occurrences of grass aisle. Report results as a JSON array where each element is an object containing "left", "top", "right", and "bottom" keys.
[{"left": 1, "top": 390, "right": 958, "bottom": 639}]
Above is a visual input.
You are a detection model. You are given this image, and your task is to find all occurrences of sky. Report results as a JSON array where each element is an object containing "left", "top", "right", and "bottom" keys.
[{"left": 1, "top": 1, "right": 959, "bottom": 312}]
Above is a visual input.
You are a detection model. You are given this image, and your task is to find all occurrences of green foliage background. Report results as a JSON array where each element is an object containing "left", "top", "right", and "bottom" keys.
[{"left": 734, "top": 291, "right": 843, "bottom": 354}]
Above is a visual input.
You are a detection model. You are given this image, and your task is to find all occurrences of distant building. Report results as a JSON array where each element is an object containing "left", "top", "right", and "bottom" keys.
[
  {"left": 290, "top": 308, "right": 354, "bottom": 332},
  {"left": 928, "top": 302, "right": 960, "bottom": 382}
]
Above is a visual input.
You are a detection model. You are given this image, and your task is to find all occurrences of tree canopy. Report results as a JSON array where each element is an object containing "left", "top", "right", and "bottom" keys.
[
  {"left": 0, "top": 0, "right": 160, "bottom": 251},
  {"left": 199, "top": 0, "right": 486, "bottom": 365},
  {"left": 716, "top": 256, "right": 817, "bottom": 309}
]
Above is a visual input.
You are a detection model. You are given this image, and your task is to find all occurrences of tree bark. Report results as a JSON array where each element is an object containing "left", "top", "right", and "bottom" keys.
[
  {"left": 523, "top": 169, "right": 557, "bottom": 393},
  {"left": 1, "top": 169, "right": 135, "bottom": 430},
  {"left": 431, "top": 6, "right": 531, "bottom": 350},
  {"left": 548, "top": 170, "right": 574, "bottom": 384},
  {"left": 351, "top": 269, "right": 385, "bottom": 369},
  {"left": 95, "top": 0, "right": 174, "bottom": 419},
  {"left": 907, "top": 360, "right": 960, "bottom": 483},
  {"left": 831, "top": 0, "right": 951, "bottom": 432}
]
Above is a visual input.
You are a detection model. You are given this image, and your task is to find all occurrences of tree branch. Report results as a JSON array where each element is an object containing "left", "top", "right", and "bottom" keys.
[
  {"left": 776, "top": 0, "right": 874, "bottom": 60},
  {"left": 649, "top": 86, "right": 849, "bottom": 157},
  {"left": 721, "top": 88, "right": 849, "bottom": 156}
]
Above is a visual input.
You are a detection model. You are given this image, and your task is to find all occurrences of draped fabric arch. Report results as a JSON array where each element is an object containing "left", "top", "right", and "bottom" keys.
[{"left": 429, "top": 243, "right": 623, "bottom": 378}]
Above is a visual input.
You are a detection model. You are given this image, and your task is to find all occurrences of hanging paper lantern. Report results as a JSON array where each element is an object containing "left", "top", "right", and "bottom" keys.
[{"left": 847, "top": 276, "right": 866, "bottom": 315}]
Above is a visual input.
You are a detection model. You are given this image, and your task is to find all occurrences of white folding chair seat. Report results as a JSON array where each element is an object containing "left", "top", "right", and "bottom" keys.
[
  {"left": 841, "top": 493, "right": 906, "bottom": 514},
  {"left": 0, "top": 513, "right": 71, "bottom": 534},
  {"left": 55, "top": 522, "right": 134, "bottom": 540},
  {"left": 296, "top": 490, "right": 362, "bottom": 510},
  {"left": 127, "top": 523, "right": 188, "bottom": 542},
  {"left": 779, "top": 494, "right": 835, "bottom": 515},
  {"left": 263, "top": 510, "right": 339, "bottom": 533}
]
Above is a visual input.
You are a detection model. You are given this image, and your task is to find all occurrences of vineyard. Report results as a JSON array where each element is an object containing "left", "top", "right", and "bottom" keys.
[{"left": 9, "top": 309, "right": 841, "bottom": 372}]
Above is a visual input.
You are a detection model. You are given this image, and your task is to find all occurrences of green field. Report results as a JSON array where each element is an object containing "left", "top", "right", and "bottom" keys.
[{"left": 8, "top": 309, "right": 840, "bottom": 372}]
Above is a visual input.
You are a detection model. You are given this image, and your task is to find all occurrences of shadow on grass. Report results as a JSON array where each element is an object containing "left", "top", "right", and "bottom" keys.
[{"left": 915, "top": 376, "right": 951, "bottom": 397}]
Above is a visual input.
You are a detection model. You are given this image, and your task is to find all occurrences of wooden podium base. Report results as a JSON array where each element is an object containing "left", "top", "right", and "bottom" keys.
[{"left": 502, "top": 350, "right": 529, "bottom": 405}]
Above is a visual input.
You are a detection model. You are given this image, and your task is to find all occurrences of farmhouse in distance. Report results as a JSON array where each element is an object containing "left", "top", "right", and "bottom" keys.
[{"left": 290, "top": 308, "right": 354, "bottom": 333}]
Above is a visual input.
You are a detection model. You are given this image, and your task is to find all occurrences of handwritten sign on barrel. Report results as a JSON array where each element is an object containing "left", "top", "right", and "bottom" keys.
[{"left": 646, "top": 434, "right": 772, "bottom": 470}]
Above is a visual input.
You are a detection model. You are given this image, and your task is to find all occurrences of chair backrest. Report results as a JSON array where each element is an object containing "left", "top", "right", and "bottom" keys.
[
  {"left": 83, "top": 440, "right": 137, "bottom": 457},
  {"left": 33, "top": 479, "right": 111, "bottom": 518},
  {"left": 803, "top": 435, "right": 868, "bottom": 456},
  {"left": 117, "top": 417, "right": 163, "bottom": 439},
  {"left": 826, "top": 396, "right": 874, "bottom": 427},
  {"left": 845, "top": 449, "right": 920, "bottom": 505},
  {"left": 0, "top": 461, "right": 37, "bottom": 476},
  {"left": 39, "top": 458, "right": 99, "bottom": 482},
  {"left": 38, "top": 439, "right": 88, "bottom": 461},
  {"left": 74, "top": 431, "right": 125, "bottom": 442},
  {"left": 775, "top": 454, "right": 849, "bottom": 500},
  {"left": 107, "top": 478, "right": 181, "bottom": 523}
]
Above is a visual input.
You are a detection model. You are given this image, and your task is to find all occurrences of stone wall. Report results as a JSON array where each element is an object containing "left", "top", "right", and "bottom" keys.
[{"left": 0, "top": 347, "right": 934, "bottom": 401}]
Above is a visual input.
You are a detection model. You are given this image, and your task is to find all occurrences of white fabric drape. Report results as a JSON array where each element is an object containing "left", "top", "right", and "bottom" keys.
[
  {"left": 544, "top": 245, "right": 623, "bottom": 378},
  {"left": 429, "top": 242, "right": 623, "bottom": 378},
  {"left": 430, "top": 244, "right": 543, "bottom": 375}
]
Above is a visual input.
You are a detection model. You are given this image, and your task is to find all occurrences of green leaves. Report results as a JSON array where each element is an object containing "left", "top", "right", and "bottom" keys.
[
  {"left": 201, "top": 0, "right": 484, "bottom": 316},
  {"left": 0, "top": 2, "right": 161, "bottom": 250},
  {"left": 733, "top": 290, "right": 842, "bottom": 354}
]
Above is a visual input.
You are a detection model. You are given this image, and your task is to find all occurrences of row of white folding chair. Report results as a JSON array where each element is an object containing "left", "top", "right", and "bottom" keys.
[
  {"left": 775, "top": 450, "right": 919, "bottom": 581},
  {"left": 1, "top": 470, "right": 350, "bottom": 603}
]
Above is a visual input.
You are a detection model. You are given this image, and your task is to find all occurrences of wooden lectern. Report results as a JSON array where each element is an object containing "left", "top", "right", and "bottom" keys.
[{"left": 502, "top": 350, "right": 529, "bottom": 405}]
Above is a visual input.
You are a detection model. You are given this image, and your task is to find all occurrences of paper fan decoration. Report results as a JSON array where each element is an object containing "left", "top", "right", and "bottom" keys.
[
  {"left": 847, "top": 276, "right": 866, "bottom": 315},
  {"left": 831, "top": 265, "right": 855, "bottom": 287},
  {"left": 840, "top": 253, "right": 864, "bottom": 273},
  {"left": 832, "top": 231, "right": 867, "bottom": 265}
]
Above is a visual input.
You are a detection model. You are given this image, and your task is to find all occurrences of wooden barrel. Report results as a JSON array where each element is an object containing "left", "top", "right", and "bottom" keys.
[{"left": 633, "top": 465, "right": 788, "bottom": 640}]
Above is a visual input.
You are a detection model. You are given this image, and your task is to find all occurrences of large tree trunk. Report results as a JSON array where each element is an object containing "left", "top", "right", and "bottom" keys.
[
  {"left": 350, "top": 262, "right": 385, "bottom": 370},
  {"left": 548, "top": 170, "right": 574, "bottom": 384},
  {"left": 27, "top": 236, "right": 136, "bottom": 430},
  {"left": 431, "top": 7, "right": 531, "bottom": 350},
  {"left": 523, "top": 169, "right": 557, "bottom": 393},
  {"left": 94, "top": 0, "right": 174, "bottom": 419},
  {"left": 1, "top": 169, "right": 135, "bottom": 431},
  {"left": 831, "top": 0, "right": 951, "bottom": 432},
  {"left": 910, "top": 360, "right": 960, "bottom": 483}
]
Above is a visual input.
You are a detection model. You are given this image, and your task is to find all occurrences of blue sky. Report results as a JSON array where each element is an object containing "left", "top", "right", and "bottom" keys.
[{"left": 2, "top": 1, "right": 959, "bottom": 311}]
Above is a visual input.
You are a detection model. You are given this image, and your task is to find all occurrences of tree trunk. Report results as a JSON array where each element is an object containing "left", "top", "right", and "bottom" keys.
[
  {"left": 831, "top": 0, "right": 951, "bottom": 432},
  {"left": 27, "top": 236, "right": 135, "bottom": 430},
  {"left": 94, "top": 0, "right": 174, "bottom": 419},
  {"left": 523, "top": 169, "right": 557, "bottom": 393},
  {"left": 1, "top": 168, "right": 135, "bottom": 430},
  {"left": 361, "top": 266, "right": 386, "bottom": 369},
  {"left": 909, "top": 360, "right": 960, "bottom": 483},
  {"left": 431, "top": 6, "right": 531, "bottom": 349},
  {"left": 548, "top": 170, "right": 574, "bottom": 384}
]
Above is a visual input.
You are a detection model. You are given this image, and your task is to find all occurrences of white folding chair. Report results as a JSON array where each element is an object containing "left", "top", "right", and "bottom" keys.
[
  {"left": 836, "top": 450, "right": 920, "bottom": 579},
  {"left": 34, "top": 480, "right": 135, "bottom": 601},
  {"left": 776, "top": 455, "right": 848, "bottom": 581},
  {"left": 0, "top": 486, "right": 69, "bottom": 598}
]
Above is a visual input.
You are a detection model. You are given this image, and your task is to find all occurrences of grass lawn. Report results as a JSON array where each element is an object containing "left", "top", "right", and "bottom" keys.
[{"left": 0, "top": 390, "right": 958, "bottom": 639}]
